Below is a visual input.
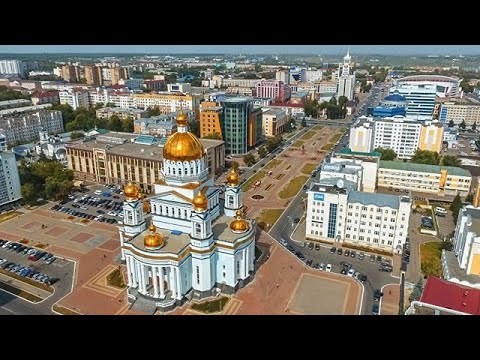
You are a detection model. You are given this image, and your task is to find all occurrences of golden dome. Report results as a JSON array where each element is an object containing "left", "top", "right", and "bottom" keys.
[
  {"left": 176, "top": 111, "right": 189, "bottom": 126},
  {"left": 193, "top": 192, "right": 208, "bottom": 212},
  {"left": 226, "top": 168, "right": 239, "bottom": 186},
  {"left": 144, "top": 224, "right": 164, "bottom": 250},
  {"left": 124, "top": 182, "right": 139, "bottom": 200},
  {"left": 137, "top": 190, "right": 144, "bottom": 200},
  {"left": 163, "top": 132, "right": 204, "bottom": 162},
  {"left": 230, "top": 210, "right": 249, "bottom": 233}
]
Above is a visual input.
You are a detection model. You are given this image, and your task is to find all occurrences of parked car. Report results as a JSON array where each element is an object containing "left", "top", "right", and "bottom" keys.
[
  {"left": 325, "top": 264, "right": 332, "bottom": 272},
  {"left": 306, "top": 259, "right": 313, "bottom": 267},
  {"left": 330, "top": 247, "right": 336, "bottom": 254},
  {"left": 372, "top": 303, "right": 379, "bottom": 315},
  {"left": 358, "top": 252, "right": 365, "bottom": 260},
  {"left": 344, "top": 250, "right": 350, "bottom": 257},
  {"left": 347, "top": 269, "right": 355, "bottom": 277},
  {"left": 314, "top": 243, "right": 320, "bottom": 251},
  {"left": 350, "top": 251, "right": 356, "bottom": 258}
]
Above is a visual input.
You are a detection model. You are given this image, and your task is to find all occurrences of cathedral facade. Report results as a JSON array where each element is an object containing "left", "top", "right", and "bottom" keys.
[{"left": 118, "top": 112, "right": 256, "bottom": 312}]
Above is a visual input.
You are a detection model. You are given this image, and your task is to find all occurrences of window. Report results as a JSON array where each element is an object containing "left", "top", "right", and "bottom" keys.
[
  {"left": 196, "top": 266, "right": 200, "bottom": 284},
  {"left": 359, "top": 236, "right": 364, "bottom": 241},
  {"left": 237, "top": 261, "right": 240, "bottom": 275}
]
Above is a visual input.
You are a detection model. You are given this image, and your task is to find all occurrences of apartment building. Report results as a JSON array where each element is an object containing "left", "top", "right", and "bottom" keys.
[
  {"left": 452, "top": 206, "right": 480, "bottom": 277},
  {"left": 132, "top": 93, "right": 200, "bottom": 114},
  {"left": 199, "top": 101, "right": 224, "bottom": 139},
  {"left": 31, "top": 91, "right": 60, "bottom": 106},
  {"left": 65, "top": 132, "right": 225, "bottom": 192},
  {"left": 262, "top": 108, "right": 289, "bottom": 137},
  {"left": 0, "top": 60, "right": 24, "bottom": 76},
  {"left": 0, "top": 151, "right": 22, "bottom": 209},
  {"left": 96, "top": 107, "right": 148, "bottom": 120},
  {"left": 378, "top": 161, "right": 471, "bottom": 197},
  {"left": 59, "top": 88, "right": 90, "bottom": 110},
  {"left": 84, "top": 65, "right": 103, "bottom": 86},
  {"left": 61, "top": 64, "right": 81, "bottom": 82}
]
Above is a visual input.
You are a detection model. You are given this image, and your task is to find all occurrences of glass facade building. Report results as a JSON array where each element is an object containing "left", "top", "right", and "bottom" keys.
[{"left": 221, "top": 97, "right": 252, "bottom": 155}]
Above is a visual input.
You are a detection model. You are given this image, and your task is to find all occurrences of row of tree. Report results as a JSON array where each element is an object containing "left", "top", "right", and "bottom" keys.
[
  {"left": 375, "top": 148, "right": 462, "bottom": 167},
  {"left": 19, "top": 158, "right": 74, "bottom": 205},
  {"left": 303, "top": 96, "right": 349, "bottom": 119},
  {"left": 448, "top": 119, "right": 477, "bottom": 131},
  {"left": 0, "top": 85, "right": 30, "bottom": 101}
]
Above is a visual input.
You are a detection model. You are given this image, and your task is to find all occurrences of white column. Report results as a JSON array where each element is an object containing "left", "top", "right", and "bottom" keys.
[
  {"left": 119, "top": 231, "right": 125, "bottom": 261},
  {"left": 175, "top": 267, "right": 182, "bottom": 300},
  {"left": 243, "top": 249, "right": 247, "bottom": 279},
  {"left": 152, "top": 266, "right": 159, "bottom": 298},
  {"left": 131, "top": 257, "right": 137, "bottom": 288},
  {"left": 139, "top": 263, "right": 146, "bottom": 294},
  {"left": 159, "top": 266, "right": 165, "bottom": 299},
  {"left": 170, "top": 267, "right": 176, "bottom": 299},
  {"left": 126, "top": 257, "right": 132, "bottom": 287}
]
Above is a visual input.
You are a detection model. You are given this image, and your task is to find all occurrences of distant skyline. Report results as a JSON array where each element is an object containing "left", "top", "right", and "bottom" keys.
[{"left": 0, "top": 45, "right": 480, "bottom": 56}]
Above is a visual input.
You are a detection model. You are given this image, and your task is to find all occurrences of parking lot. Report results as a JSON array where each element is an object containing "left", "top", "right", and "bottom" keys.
[
  {"left": 0, "top": 239, "right": 70, "bottom": 288},
  {"left": 50, "top": 184, "right": 126, "bottom": 225}
]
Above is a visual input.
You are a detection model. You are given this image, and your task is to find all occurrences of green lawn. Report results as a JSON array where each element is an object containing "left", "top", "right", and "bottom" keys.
[
  {"left": 106, "top": 267, "right": 126, "bottom": 289},
  {"left": 191, "top": 296, "right": 230, "bottom": 314},
  {"left": 420, "top": 242, "right": 443, "bottom": 277},
  {"left": 241, "top": 171, "right": 266, "bottom": 192},
  {"left": 312, "top": 125, "right": 324, "bottom": 131},
  {"left": 0, "top": 211, "right": 20, "bottom": 223},
  {"left": 291, "top": 140, "right": 305, "bottom": 149},
  {"left": 278, "top": 175, "right": 309, "bottom": 199},
  {"left": 321, "top": 143, "right": 335, "bottom": 151},
  {"left": 329, "top": 132, "right": 343, "bottom": 143},
  {"left": 301, "top": 163, "right": 317, "bottom": 175},
  {"left": 256, "top": 208, "right": 284, "bottom": 230},
  {"left": 300, "top": 131, "right": 316, "bottom": 141},
  {"left": 263, "top": 159, "right": 283, "bottom": 170}
]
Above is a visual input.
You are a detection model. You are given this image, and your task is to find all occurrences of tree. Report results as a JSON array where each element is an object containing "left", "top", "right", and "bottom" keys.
[
  {"left": 303, "top": 99, "right": 319, "bottom": 117},
  {"left": 21, "top": 183, "right": 37, "bottom": 205},
  {"left": 409, "top": 278, "right": 424, "bottom": 302},
  {"left": 440, "top": 155, "right": 461, "bottom": 167},
  {"left": 107, "top": 115, "right": 123, "bottom": 132},
  {"left": 258, "top": 146, "right": 267, "bottom": 158},
  {"left": 121, "top": 118, "right": 134, "bottom": 133},
  {"left": 105, "top": 102, "right": 116, "bottom": 108},
  {"left": 203, "top": 132, "right": 222, "bottom": 140},
  {"left": 231, "top": 161, "right": 239, "bottom": 171},
  {"left": 460, "top": 119, "right": 466, "bottom": 129},
  {"left": 411, "top": 149, "right": 440, "bottom": 165},
  {"left": 448, "top": 119, "right": 455, "bottom": 128},
  {"left": 147, "top": 106, "right": 161, "bottom": 117},
  {"left": 243, "top": 153, "right": 256, "bottom": 167},
  {"left": 375, "top": 147, "right": 397, "bottom": 161},
  {"left": 70, "top": 131, "right": 84, "bottom": 140},
  {"left": 0, "top": 85, "right": 30, "bottom": 101},
  {"left": 450, "top": 194, "right": 463, "bottom": 224},
  {"left": 338, "top": 96, "right": 348, "bottom": 107},
  {"left": 465, "top": 193, "right": 474, "bottom": 203},
  {"left": 473, "top": 122, "right": 477, "bottom": 131}
]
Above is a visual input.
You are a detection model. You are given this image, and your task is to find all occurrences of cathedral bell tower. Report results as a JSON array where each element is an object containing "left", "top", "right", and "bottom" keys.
[
  {"left": 224, "top": 168, "right": 242, "bottom": 217},
  {"left": 119, "top": 182, "right": 146, "bottom": 260}
]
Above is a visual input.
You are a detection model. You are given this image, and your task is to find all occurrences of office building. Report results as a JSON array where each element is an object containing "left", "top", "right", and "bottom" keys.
[
  {"left": 0, "top": 151, "right": 22, "bottom": 209},
  {"left": 306, "top": 180, "right": 411, "bottom": 254},
  {"left": 337, "top": 51, "right": 356, "bottom": 101},
  {"left": 248, "top": 107, "right": 263, "bottom": 147},
  {"left": 316, "top": 81, "right": 338, "bottom": 94},
  {"left": 301, "top": 69, "right": 323, "bottom": 83},
  {"left": 439, "top": 101, "right": 480, "bottom": 126},
  {"left": 31, "top": 91, "right": 60, "bottom": 106},
  {"left": 0, "top": 99, "right": 32, "bottom": 110},
  {"left": 96, "top": 107, "right": 148, "bottom": 120},
  {"left": 167, "top": 83, "right": 191, "bottom": 93},
  {"left": 0, "top": 60, "right": 24, "bottom": 76},
  {"left": 132, "top": 93, "right": 200, "bottom": 114},
  {"left": 262, "top": 108, "right": 289, "bottom": 137},
  {"left": 276, "top": 70, "right": 290, "bottom": 84},
  {"left": 256, "top": 80, "right": 291, "bottom": 102},
  {"left": 225, "top": 87, "right": 253, "bottom": 96},
  {"left": 84, "top": 65, "right": 103, "bottom": 86},
  {"left": 378, "top": 161, "right": 471, "bottom": 197},
  {"left": 199, "top": 101, "right": 224, "bottom": 140},
  {"left": 389, "top": 84, "right": 436, "bottom": 120},
  {"left": 59, "top": 89, "right": 90, "bottom": 110},
  {"left": 372, "top": 94, "right": 408, "bottom": 117},
  {"left": 221, "top": 78, "right": 261, "bottom": 88},
  {"left": 119, "top": 115, "right": 255, "bottom": 313},
  {"left": 143, "top": 79, "right": 166, "bottom": 91},
  {"left": 65, "top": 131, "right": 225, "bottom": 192},
  {"left": 396, "top": 75, "right": 461, "bottom": 98},
  {"left": 220, "top": 97, "right": 253, "bottom": 155}
]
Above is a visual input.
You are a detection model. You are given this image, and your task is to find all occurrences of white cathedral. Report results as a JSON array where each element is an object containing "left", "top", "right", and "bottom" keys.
[{"left": 118, "top": 112, "right": 256, "bottom": 312}]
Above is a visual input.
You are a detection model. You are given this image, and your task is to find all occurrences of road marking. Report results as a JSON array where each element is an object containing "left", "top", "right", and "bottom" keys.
[{"left": 0, "top": 306, "right": 17, "bottom": 314}]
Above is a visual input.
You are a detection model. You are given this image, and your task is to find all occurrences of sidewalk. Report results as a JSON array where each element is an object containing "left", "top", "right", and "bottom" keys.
[
  {"left": 0, "top": 272, "right": 52, "bottom": 300},
  {"left": 380, "top": 284, "right": 400, "bottom": 315}
]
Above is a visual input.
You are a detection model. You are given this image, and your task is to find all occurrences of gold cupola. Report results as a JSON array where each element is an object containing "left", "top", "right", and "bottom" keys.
[
  {"left": 144, "top": 224, "right": 164, "bottom": 250},
  {"left": 162, "top": 110, "right": 204, "bottom": 162},
  {"left": 193, "top": 192, "right": 208, "bottom": 212},
  {"left": 124, "top": 182, "right": 139, "bottom": 200},
  {"left": 230, "top": 210, "right": 249, "bottom": 233},
  {"left": 226, "top": 168, "right": 240, "bottom": 186}
]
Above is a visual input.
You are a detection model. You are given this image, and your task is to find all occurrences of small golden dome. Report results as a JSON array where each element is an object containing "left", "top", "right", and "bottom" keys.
[
  {"left": 230, "top": 210, "right": 249, "bottom": 233},
  {"left": 144, "top": 224, "right": 164, "bottom": 250},
  {"left": 176, "top": 111, "right": 189, "bottom": 127},
  {"left": 226, "top": 168, "right": 239, "bottom": 186},
  {"left": 137, "top": 190, "right": 144, "bottom": 200},
  {"left": 124, "top": 182, "right": 139, "bottom": 200},
  {"left": 193, "top": 192, "right": 208, "bottom": 212},
  {"left": 163, "top": 132, "right": 204, "bottom": 162}
]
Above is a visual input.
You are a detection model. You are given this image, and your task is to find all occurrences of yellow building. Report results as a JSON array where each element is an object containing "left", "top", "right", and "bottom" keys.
[
  {"left": 133, "top": 93, "right": 201, "bottom": 115},
  {"left": 349, "top": 122, "right": 374, "bottom": 153},
  {"left": 418, "top": 122, "right": 444, "bottom": 153},
  {"left": 66, "top": 131, "right": 225, "bottom": 193},
  {"left": 262, "top": 108, "right": 289, "bottom": 137},
  {"left": 199, "top": 101, "right": 223, "bottom": 139},
  {"left": 84, "top": 65, "right": 103, "bottom": 86}
]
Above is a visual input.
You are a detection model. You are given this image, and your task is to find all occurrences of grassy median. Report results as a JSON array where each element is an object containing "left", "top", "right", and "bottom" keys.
[
  {"left": 241, "top": 171, "right": 266, "bottom": 192},
  {"left": 263, "top": 159, "right": 283, "bottom": 170},
  {"left": 300, "top": 131, "right": 316, "bottom": 141},
  {"left": 291, "top": 140, "right": 305, "bottom": 149},
  {"left": 256, "top": 209, "right": 284, "bottom": 230},
  {"left": 420, "top": 242, "right": 443, "bottom": 277},
  {"left": 278, "top": 176, "right": 309, "bottom": 199},
  {"left": 301, "top": 163, "right": 317, "bottom": 175}
]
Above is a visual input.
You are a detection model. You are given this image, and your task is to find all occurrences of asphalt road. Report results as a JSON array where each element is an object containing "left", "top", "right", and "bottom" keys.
[{"left": 0, "top": 245, "right": 75, "bottom": 315}]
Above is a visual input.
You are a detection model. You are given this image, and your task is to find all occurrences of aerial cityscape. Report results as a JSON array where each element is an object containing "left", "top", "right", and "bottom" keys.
[{"left": 1, "top": 44, "right": 480, "bottom": 315}]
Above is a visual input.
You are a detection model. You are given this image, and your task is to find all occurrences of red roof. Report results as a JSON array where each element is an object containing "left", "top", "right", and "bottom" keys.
[{"left": 420, "top": 276, "right": 480, "bottom": 315}]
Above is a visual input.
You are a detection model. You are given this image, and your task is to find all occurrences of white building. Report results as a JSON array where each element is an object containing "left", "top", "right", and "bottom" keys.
[
  {"left": 0, "top": 60, "right": 24, "bottom": 76},
  {"left": 337, "top": 51, "right": 356, "bottom": 101},
  {"left": 349, "top": 121, "right": 374, "bottom": 153},
  {"left": 319, "top": 161, "right": 362, "bottom": 191},
  {"left": 301, "top": 69, "right": 323, "bottom": 83},
  {"left": 35, "top": 129, "right": 68, "bottom": 163},
  {"left": 167, "top": 83, "right": 192, "bottom": 93},
  {"left": 120, "top": 112, "right": 256, "bottom": 313},
  {"left": 0, "top": 151, "right": 22, "bottom": 209},
  {"left": 315, "top": 81, "right": 338, "bottom": 94},
  {"left": 306, "top": 180, "right": 411, "bottom": 254},
  {"left": 59, "top": 89, "right": 90, "bottom": 110},
  {"left": 389, "top": 84, "right": 436, "bottom": 121},
  {"left": 276, "top": 70, "right": 290, "bottom": 84},
  {"left": 0, "top": 133, "right": 6, "bottom": 151},
  {"left": 439, "top": 102, "right": 480, "bottom": 127},
  {"left": 396, "top": 75, "right": 461, "bottom": 98},
  {"left": 452, "top": 206, "right": 480, "bottom": 276}
]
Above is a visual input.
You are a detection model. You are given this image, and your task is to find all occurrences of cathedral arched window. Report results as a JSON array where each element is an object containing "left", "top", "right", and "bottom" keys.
[{"left": 195, "top": 223, "right": 201, "bottom": 236}]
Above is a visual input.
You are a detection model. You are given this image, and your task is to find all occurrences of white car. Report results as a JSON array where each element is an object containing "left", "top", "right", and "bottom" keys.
[
  {"left": 118, "top": 213, "right": 124, "bottom": 218},
  {"left": 347, "top": 269, "right": 355, "bottom": 277},
  {"left": 94, "top": 190, "right": 102, "bottom": 195},
  {"left": 108, "top": 211, "right": 117, "bottom": 217},
  {"left": 0, "top": 259, "right": 7, "bottom": 266},
  {"left": 80, "top": 206, "right": 88, "bottom": 210},
  {"left": 325, "top": 264, "right": 332, "bottom": 272}
]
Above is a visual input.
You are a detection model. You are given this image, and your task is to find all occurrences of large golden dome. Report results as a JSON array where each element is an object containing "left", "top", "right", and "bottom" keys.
[
  {"left": 230, "top": 210, "right": 249, "bottom": 233},
  {"left": 226, "top": 168, "right": 239, "bottom": 186},
  {"left": 144, "top": 224, "right": 164, "bottom": 250},
  {"left": 193, "top": 192, "right": 208, "bottom": 212},
  {"left": 163, "top": 132, "right": 204, "bottom": 162},
  {"left": 124, "top": 182, "right": 139, "bottom": 200}
]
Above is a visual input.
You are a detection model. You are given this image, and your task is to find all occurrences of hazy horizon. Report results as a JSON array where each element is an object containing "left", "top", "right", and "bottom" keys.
[{"left": 0, "top": 45, "right": 480, "bottom": 56}]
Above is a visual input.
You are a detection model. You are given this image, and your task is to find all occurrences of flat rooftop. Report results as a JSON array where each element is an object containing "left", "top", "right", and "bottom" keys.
[
  {"left": 443, "top": 250, "right": 480, "bottom": 287},
  {"left": 348, "top": 190, "right": 403, "bottom": 209},
  {"left": 379, "top": 160, "right": 471, "bottom": 177},
  {"left": 0, "top": 99, "right": 32, "bottom": 107},
  {"left": 97, "top": 107, "right": 146, "bottom": 114},
  {"left": 0, "top": 104, "right": 52, "bottom": 115}
]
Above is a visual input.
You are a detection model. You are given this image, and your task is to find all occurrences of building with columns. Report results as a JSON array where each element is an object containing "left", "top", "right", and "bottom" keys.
[
  {"left": 119, "top": 112, "right": 256, "bottom": 313},
  {"left": 337, "top": 50, "right": 356, "bottom": 101}
]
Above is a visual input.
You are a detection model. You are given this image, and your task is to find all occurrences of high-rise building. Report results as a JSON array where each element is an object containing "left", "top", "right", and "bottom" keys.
[
  {"left": 0, "top": 60, "right": 24, "bottom": 76},
  {"left": 59, "top": 89, "right": 90, "bottom": 110},
  {"left": 61, "top": 64, "right": 80, "bottom": 82},
  {"left": 452, "top": 206, "right": 480, "bottom": 276},
  {"left": 199, "top": 101, "right": 224, "bottom": 140},
  {"left": 110, "top": 67, "right": 129, "bottom": 85},
  {"left": 349, "top": 121, "right": 374, "bottom": 153},
  {"left": 255, "top": 80, "right": 291, "bottom": 102},
  {"left": 276, "top": 70, "right": 290, "bottom": 84},
  {"left": 389, "top": 84, "right": 436, "bottom": 121},
  {"left": 84, "top": 65, "right": 103, "bottom": 86},
  {"left": 337, "top": 51, "right": 356, "bottom": 101},
  {"left": 220, "top": 97, "right": 253, "bottom": 155},
  {"left": 0, "top": 151, "right": 22, "bottom": 209},
  {"left": 248, "top": 107, "right": 263, "bottom": 147}
]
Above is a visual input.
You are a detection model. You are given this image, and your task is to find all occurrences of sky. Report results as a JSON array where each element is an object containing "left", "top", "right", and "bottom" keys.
[{"left": 0, "top": 45, "right": 479, "bottom": 55}]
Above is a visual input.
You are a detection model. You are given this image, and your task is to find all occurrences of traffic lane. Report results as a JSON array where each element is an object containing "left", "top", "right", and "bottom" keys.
[{"left": 0, "top": 290, "right": 49, "bottom": 315}]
